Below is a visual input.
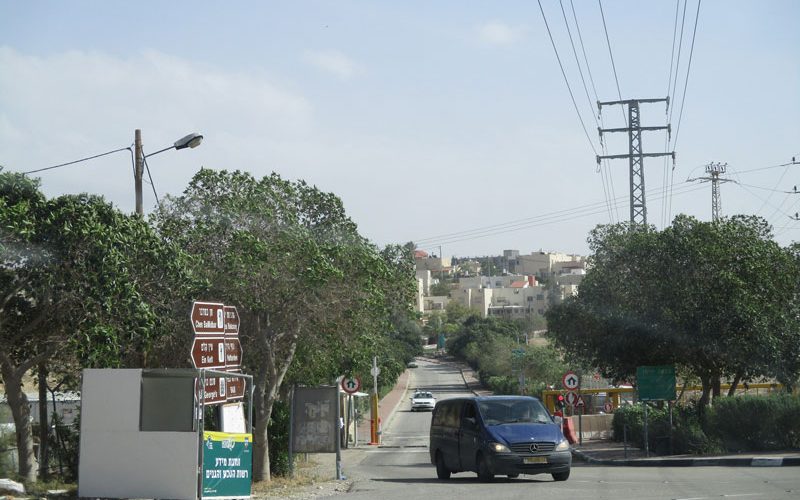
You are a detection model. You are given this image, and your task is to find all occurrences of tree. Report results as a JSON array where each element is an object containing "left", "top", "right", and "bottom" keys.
[
  {"left": 547, "top": 215, "right": 800, "bottom": 409},
  {"left": 0, "top": 171, "right": 193, "bottom": 482},
  {"left": 154, "top": 169, "right": 415, "bottom": 482}
]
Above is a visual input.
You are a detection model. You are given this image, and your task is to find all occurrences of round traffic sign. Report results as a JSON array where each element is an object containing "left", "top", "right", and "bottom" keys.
[
  {"left": 604, "top": 402, "right": 614, "bottom": 413},
  {"left": 562, "top": 370, "right": 580, "bottom": 390},
  {"left": 370, "top": 365, "right": 381, "bottom": 377},
  {"left": 341, "top": 376, "right": 361, "bottom": 394}
]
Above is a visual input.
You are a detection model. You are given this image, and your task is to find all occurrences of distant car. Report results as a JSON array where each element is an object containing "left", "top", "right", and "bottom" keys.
[
  {"left": 410, "top": 391, "right": 436, "bottom": 412},
  {"left": 407, "top": 361, "right": 418, "bottom": 368}
]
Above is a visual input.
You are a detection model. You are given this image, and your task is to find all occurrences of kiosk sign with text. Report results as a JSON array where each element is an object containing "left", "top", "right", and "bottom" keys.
[{"left": 202, "top": 431, "right": 253, "bottom": 499}]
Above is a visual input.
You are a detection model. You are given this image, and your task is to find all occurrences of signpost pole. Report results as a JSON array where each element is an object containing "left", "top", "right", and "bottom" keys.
[
  {"left": 288, "top": 385, "right": 295, "bottom": 478},
  {"left": 644, "top": 402, "right": 649, "bottom": 458},
  {"left": 335, "top": 391, "right": 343, "bottom": 480},
  {"left": 370, "top": 357, "right": 379, "bottom": 445}
]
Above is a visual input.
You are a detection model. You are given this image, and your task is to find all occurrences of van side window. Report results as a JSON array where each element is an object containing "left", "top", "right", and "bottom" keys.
[
  {"left": 444, "top": 402, "right": 461, "bottom": 428},
  {"left": 463, "top": 402, "right": 476, "bottom": 420}
]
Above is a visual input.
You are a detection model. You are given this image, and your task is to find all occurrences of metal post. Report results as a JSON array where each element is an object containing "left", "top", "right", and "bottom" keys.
[
  {"left": 288, "top": 385, "right": 295, "bottom": 478},
  {"left": 335, "top": 391, "right": 343, "bottom": 480},
  {"left": 134, "top": 129, "right": 143, "bottom": 216},
  {"left": 643, "top": 403, "right": 649, "bottom": 458},
  {"left": 370, "top": 357, "right": 379, "bottom": 445}
]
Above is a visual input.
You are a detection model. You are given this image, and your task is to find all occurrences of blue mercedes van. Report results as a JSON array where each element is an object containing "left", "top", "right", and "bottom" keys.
[{"left": 429, "top": 395, "right": 571, "bottom": 482}]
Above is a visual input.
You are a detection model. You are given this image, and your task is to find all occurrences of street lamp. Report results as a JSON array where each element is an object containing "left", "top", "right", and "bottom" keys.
[{"left": 134, "top": 129, "right": 203, "bottom": 215}]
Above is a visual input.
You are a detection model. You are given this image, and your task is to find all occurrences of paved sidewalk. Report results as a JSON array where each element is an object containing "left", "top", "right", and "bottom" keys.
[
  {"left": 572, "top": 439, "right": 800, "bottom": 467},
  {"left": 354, "top": 368, "right": 411, "bottom": 445}
]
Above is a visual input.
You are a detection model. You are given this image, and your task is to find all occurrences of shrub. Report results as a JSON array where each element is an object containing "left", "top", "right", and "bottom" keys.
[
  {"left": 268, "top": 400, "right": 291, "bottom": 476},
  {"left": 612, "top": 402, "right": 721, "bottom": 455},
  {"left": 708, "top": 393, "right": 800, "bottom": 451}
]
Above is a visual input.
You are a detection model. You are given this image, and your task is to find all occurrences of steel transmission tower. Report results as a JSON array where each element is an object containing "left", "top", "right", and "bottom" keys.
[
  {"left": 596, "top": 98, "right": 675, "bottom": 226},
  {"left": 688, "top": 162, "right": 732, "bottom": 221}
]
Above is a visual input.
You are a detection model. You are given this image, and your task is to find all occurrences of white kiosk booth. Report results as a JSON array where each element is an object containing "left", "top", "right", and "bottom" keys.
[{"left": 78, "top": 368, "right": 252, "bottom": 500}]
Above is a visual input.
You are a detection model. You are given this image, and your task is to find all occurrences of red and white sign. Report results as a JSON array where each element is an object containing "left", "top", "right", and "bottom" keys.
[
  {"left": 191, "top": 301, "right": 225, "bottom": 336},
  {"left": 562, "top": 371, "right": 580, "bottom": 391},
  {"left": 565, "top": 391, "right": 579, "bottom": 407},
  {"left": 341, "top": 376, "right": 361, "bottom": 394},
  {"left": 224, "top": 305, "right": 240, "bottom": 336},
  {"left": 604, "top": 402, "right": 614, "bottom": 413}
]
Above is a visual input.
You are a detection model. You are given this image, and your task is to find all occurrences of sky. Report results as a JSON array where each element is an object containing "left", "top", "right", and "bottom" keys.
[{"left": 1, "top": 1, "right": 798, "bottom": 258}]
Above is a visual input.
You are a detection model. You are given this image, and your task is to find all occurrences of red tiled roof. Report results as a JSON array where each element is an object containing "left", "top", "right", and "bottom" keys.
[{"left": 510, "top": 281, "right": 527, "bottom": 288}]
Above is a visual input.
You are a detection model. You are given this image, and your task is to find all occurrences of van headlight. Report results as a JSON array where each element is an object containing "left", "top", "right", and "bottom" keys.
[
  {"left": 555, "top": 439, "right": 570, "bottom": 451},
  {"left": 489, "top": 442, "right": 511, "bottom": 453}
]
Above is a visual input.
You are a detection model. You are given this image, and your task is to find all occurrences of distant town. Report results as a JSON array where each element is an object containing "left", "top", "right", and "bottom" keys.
[{"left": 415, "top": 249, "right": 584, "bottom": 321}]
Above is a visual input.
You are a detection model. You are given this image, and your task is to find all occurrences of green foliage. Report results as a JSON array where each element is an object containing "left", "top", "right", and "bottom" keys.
[
  {"left": 446, "top": 316, "right": 567, "bottom": 396},
  {"left": 48, "top": 413, "right": 79, "bottom": 481},
  {"left": 547, "top": 216, "right": 800, "bottom": 404},
  {"left": 708, "top": 394, "right": 800, "bottom": 451},
  {"left": 268, "top": 400, "right": 291, "bottom": 476},
  {"left": 612, "top": 403, "right": 720, "bottom": 455},
  {"left": 429, "top": 280, "right": 451, "bottom": 297}
]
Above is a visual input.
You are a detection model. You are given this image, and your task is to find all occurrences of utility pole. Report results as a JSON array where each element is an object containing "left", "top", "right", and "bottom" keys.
[
  {"left": 597, "top": 98, "right": 675, "bottom": 226},
  {"left": 134, "top": 129, "right": 144, "bottom": 216},
  {"left": 687, "top": 162, "right": 732, "bottom": 221}
]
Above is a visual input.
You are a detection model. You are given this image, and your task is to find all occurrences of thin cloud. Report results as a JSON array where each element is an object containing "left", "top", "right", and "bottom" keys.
[
  {"left": 478, "top": 21, "right": 526, "bottom": 46},
  {"left": 303, "top": 49, "right": 360, "bottom": 80}
]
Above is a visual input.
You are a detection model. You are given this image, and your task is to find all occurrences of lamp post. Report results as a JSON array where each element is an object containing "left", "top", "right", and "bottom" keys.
[{"left": 134, "top": 129, "right": 203, "bottom": 215}]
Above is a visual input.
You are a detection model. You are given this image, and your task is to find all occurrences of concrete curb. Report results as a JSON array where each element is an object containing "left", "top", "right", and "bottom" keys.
[
  {"left": 383, "top": 369, "right": 412, "bottom": 429},
  {"left": 571, "top": 448, "right": 800, "bottom": 467}
]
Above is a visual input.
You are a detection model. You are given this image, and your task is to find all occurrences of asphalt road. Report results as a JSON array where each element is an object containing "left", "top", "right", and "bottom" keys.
[{"left": 339, "top": 357, "right": 800, "bottom": 500}]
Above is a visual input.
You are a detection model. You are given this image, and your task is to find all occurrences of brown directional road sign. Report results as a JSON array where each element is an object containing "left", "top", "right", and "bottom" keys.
[
  {"left": 224, "top": 305, "right": 240, "bottom": 336},
  {"left": 191, "top": 301, "right": 225, "bottom": 336},
  {"left": 226, "top": 370, "right": 245, "bottom": 401},
  {"left": 224, "top": 338, "right": 242, "bottom": 369},
  {"left": 191, "top": 337, "right": 226, "bottom": 369},
  {"left": 198, "top": 376, "right": 228, "bottom": 405}
]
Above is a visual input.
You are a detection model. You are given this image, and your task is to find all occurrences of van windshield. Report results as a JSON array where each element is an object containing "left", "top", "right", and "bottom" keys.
[{"left": 477, "top": 400, "right": 551, "bottom": 425}]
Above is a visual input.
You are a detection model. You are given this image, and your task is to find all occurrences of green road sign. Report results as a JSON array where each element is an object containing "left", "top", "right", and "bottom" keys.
[
  {"left": 636, "top": 365, "right": 676, "bottom": 401},
  {"left": 202, "top": 431, "right": 253, "bottom": 499}
]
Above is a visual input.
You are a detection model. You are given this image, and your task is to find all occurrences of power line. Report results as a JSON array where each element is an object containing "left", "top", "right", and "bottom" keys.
[
  {"left": 559, "top": 0, "right": 616, "bottom": 223},
  {"left": 598, "top": 0, "right": 626, "bottom": 127},
  {"left": 671, "top": 0, "right": 702, "bottom": 151},
  {"left": 22, "top": 147, "right": 131, "bottom": 175},
  {"left": 414, "top": 180, "right": 703, "bottom": 246},
  {"left": 537, "top": 0, "right": 599, "bottom": 156},
  {"left": 662, "top": 0, "right": 681, "bottom": 229}
]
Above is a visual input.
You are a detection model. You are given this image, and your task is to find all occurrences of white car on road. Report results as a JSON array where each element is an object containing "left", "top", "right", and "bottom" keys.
[{"left": 410, "top": 390, "right": 436, "bottom": 412}]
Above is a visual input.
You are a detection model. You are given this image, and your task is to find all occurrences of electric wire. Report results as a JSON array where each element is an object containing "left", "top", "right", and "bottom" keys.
[
  {"left": 558, "top": 0, "right": 615, "bottom": 223},
  {"left": 140, "top": 149, "right": 160, "bottom": 207},
  {"left": 417, "top": 183, "right": 708, "bottom": 248},
  {"left": 414, "top": 180, "right": 704, "bottom": 246},
  {"left": 537, "top": 0, "right": 599, "bottom": 156},
  {"left": 598, "top": 0, "right": 627, "bottom": 127},
  {"left": 671, "top": 0, "right": 701, "bottom": 151},
  {"left": 569, "top": 0, "right": 619, "bottom": 222},
  {"left": 22, "top": 147, "right": 131, "bottom": 175},
  {"left": 662, "top": 0, "right": 682, "bottom": 229}
]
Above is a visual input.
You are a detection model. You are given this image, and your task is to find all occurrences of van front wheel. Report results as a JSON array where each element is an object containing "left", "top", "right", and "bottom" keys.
[
  {"left": 552, "top": 470, "right": 570, "bottom": 481},
  {"left": 476, "top": 454, "right": 494, "bottom": 482},
  {"left": 435, "top": 452, "right": 451, "bottom": 480}
]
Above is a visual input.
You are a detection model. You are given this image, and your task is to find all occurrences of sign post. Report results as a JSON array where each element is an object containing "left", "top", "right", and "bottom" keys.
[
  {"left": 636, "top": 365, "right": 676, "bottom": 458},
  {"left": 370, "top": 357, "right": 380, "bottom": 445}
]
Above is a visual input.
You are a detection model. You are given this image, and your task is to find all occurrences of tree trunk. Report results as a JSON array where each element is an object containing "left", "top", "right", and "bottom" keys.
[
  {"left": 252, "top": 326, "right": 299, "bottom": 483},
  {"left": 38, "top": 361, "right": 49, "bottom": 481},
  {"left": 0, "top": 361, "right": 37, "bottom": 483},
  {"left": 698, "top": 376, "right": 712, "bottom": 412},
  {"left": 727, "top": 374, "right": 741, "bottom": 397},
  {"left": 712, "top": 377, "right": 721, "bottom": 399}
]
